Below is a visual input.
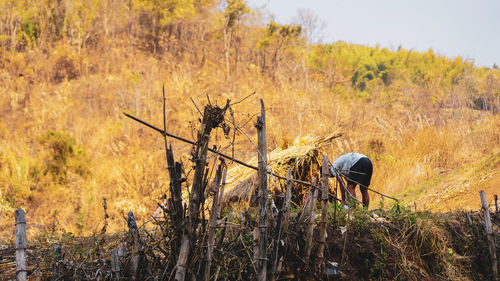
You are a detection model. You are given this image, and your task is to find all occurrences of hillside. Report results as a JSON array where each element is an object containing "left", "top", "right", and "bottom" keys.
[{"left": 0, "top": 0, "right": 499, "bottom": 242}]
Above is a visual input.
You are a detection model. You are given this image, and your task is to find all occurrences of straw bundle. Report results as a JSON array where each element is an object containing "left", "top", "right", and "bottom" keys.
[{"left": 222, "top": 133, "right": 341, "bottom": 205}]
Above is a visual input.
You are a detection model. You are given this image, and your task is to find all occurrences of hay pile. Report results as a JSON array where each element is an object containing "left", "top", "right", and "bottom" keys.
[{"left": 222, "top": 133, "right": 341, "bottom": 205}]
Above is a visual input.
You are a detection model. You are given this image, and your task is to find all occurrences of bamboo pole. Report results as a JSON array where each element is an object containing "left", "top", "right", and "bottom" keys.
[
  {"left": 271, "top": 194, "right": 285, "bottom": 281},
  {"left": 111, "top": 249, "right": 120, "bottom": 281},
  {"left": 15, "top": 208, "right": 27, "bottom": 281},
  {"left": 175, "top": 235, "right": 190, "bottom": 281},
  {"left": 305, "top": 178, "right": 318, "bottom": 264},
  {"left": 257, "top": 99, "right": 268, "bottom": 281},
  {"left": 317, "top": 156, "right": 329, "bottom": 263},
  {"left": 53, "top": 243, "right": 62, "bottom": 279},
  {"left": 205, "top": 163, "right": 225, "bottom": 281},
  {"left": 175, "top": 103, "right": 228, "bottom": 281},
  {"left": 127, "top": 211, "right": 142, "bottom": 280},
  {"left": 495, "top": 194, "right": 498, "bottom": 215},
  {"left": 480, "top": 190, "right": 498, "bottom": 281},
  {"left": 283, "top": 168, "right": 292, "bottom": 234},
  {"left": 163, "top": 87, "right": 183, "bottom": 226},
  {"left": 217, "top": 165, "right": 228, "bottom": 219}
]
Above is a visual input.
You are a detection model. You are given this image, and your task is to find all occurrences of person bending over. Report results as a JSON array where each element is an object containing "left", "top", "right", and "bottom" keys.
[{"left": 329, "top": 152, "right": 373, "bottom": 208}]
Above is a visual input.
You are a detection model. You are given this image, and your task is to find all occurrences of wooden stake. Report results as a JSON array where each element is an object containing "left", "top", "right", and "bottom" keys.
[
  {"left": 305, "top": 178, "right": 318, "bottom": 264},
  {"left": 111, "top": 248, "right": 120, "bottom": 281},
  {"left": 480, "top": 190, "right": 498, "bottom": 280},
  {"left": 175, "top": 235, "right": 190, "bottom": 281},
  {"left": 317, "top": 156, "right": 329, "bottom": 263},
  {"left": 217, "top": 165, "right": 228, "bottom": 219},
  {"left": 127, "top": 211, "right": 141, "bottom": 280},
  {"left": 53, "top": 243, "right": 62, "bottom": 279},
  {"left": 205, "top": 163, "right": 225, "bottom": 281},
  {"left": 495, "top": 194, "right": 498, "bottom": 215},
  {"left": 15, "top": 208, "right": 27, "bottom": 281},
  {"left": 257, "top": 99, "right": 268, "bottom": 281},
  {"left": 283, "top": 168, "right": 292, "bottom": 234},
  {"left": 271, "top": 190, "right": 285, "bottom": 281},
  {"left": 166, "top": 144, "right": 183, "bottom": 258},
  {"left": 175, "top": 103, "right": 228, "bottom": 281}
]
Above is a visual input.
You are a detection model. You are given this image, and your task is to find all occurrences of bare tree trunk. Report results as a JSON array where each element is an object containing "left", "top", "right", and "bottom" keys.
[
  {"left": 127, "top": 0, "right": 133, "bottom": 56},
  {"left": 15, "top": 208, "right": 27, "bottom": 281},
  {"left": 256, "top": 99, "right": 268, "bottom": 281},
  {"left": 11, "top": 17, "right": 18, "bottom": 51},
  {"left": 224, "top": 29, "right": 231, "bottom": 82}
]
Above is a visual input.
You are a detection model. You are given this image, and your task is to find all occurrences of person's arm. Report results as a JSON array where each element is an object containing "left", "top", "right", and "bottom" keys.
[{"left": 328, "top": 164, "right": 336, "bottom": 178}]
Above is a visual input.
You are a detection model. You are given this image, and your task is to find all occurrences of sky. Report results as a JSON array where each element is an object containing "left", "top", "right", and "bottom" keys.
[{"left": 248, "top": 0, "right": 500, "bottom": 67}]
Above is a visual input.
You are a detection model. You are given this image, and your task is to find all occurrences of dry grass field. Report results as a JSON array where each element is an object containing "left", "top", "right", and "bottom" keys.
[{"left": 0, "top": 0, "right": 499, "bottom": 240}]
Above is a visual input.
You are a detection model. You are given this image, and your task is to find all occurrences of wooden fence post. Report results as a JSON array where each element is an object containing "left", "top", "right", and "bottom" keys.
[
  {"left": 480, "top": 190, "right": 498, "bottom": 281},
  {"left": 283, "top": 168, "right": 292, "bottom": 235},
  {"left": 495, "top": 194, "right": 498, "bottom": 215},
  {"left": 271, "top": 191, "right": 285, "bottom": 281},
  {"left": 53, "top": 243, "right": 62, "bottom": 279},
  {"left": 205, "top": 163, "right": 226, "bottom": 281},
  {"left": 15, "top": 208, "right": 27, "bottom": 281},
  {"left": 305, "top": 178, "right": 318, "bottom": 264},
  {"left": 256, "top": 99, "right": 268, "bottom": 281},
  {"left": 317, "top": 156, "right": 329, "bottom": 265},
  {"left": 175, "top": 103, "right": 229, "bottom": 281},
  {"left": 127, "top": 210, "right": 149, "bottom": 280},
  {"left": 111, "top": 248, "right": 120, "bottom": 281}
]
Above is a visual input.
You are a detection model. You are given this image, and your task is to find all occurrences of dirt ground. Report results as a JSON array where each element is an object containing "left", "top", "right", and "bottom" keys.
[{"left": 438, "top": 168, "right": 500, "bottom": 212}]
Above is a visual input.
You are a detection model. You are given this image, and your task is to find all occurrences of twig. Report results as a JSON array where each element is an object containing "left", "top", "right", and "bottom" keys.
[
  {"left": 190, "top": 97, "right": 203, "bottom": 116},
  {"left": 230, "top": 91, "right": 256, "bottom": 106},
  {"left": 239, "top": 235, "right": 258, "bottom": 275}
]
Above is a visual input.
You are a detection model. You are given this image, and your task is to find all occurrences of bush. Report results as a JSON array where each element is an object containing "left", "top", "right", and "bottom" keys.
[{"left": 38, "top": 130, "right": 89, "bottom": 183}]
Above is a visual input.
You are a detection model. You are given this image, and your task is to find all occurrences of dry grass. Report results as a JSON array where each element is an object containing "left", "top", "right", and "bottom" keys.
[
  {"left": 223, "top": 133, "right": 340, "bottom": 205},
  {"left": 0, "top": 36, "right": 499, "bottom": 239}
]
